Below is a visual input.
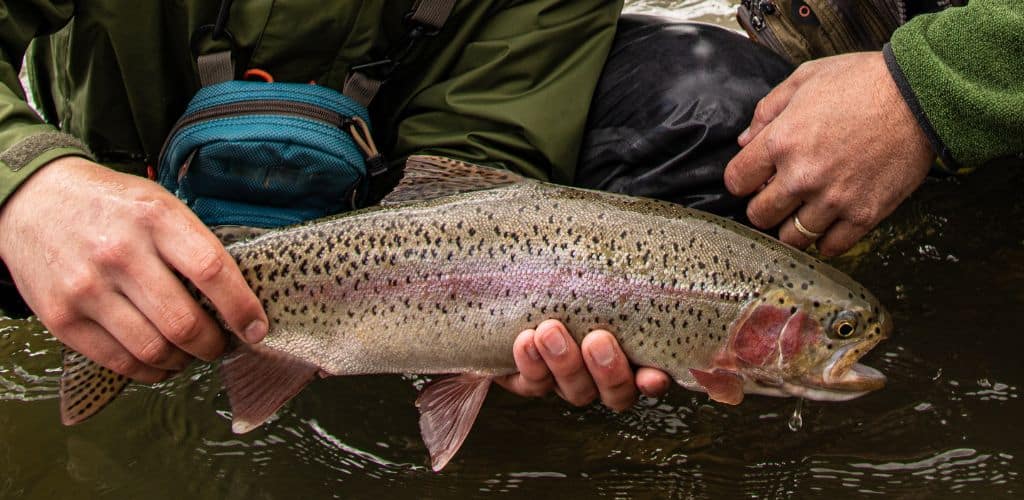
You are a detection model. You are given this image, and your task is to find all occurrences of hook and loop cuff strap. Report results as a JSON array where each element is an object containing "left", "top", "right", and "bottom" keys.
[
  {"left": 0, "top": 131, "right": 95, "bottom": 207},
  {"left": 0, "top": 132, "right": 94, "bottom": 172}
]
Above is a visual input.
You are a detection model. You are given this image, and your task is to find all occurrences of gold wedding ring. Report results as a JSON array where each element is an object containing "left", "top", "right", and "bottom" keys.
[{"left": 793, "top": 214, "right": 823, "bottom": 240}]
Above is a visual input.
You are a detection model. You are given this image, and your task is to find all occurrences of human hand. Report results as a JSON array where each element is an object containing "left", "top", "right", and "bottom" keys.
[
  {"left": 724, "top": 52, "right": 935, "bottom": 256},
  {"left": 495, "top": 319, "right": 671, "bottom": 412},
  {"left": 0, "top": 156, "right": 268, "bottom": 382}
]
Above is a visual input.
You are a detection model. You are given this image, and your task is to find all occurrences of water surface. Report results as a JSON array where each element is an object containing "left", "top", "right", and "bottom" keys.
[{"left": 2, "top": 2, "right": 1021, "bottom": 498}]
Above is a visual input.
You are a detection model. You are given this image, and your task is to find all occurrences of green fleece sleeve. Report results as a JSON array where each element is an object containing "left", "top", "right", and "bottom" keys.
[
  {"left": 885, "top": 0, "right": 1024, "bottom": 168},
  {"left": 0, "top": 0, "right": 93, "bottom": 207}
]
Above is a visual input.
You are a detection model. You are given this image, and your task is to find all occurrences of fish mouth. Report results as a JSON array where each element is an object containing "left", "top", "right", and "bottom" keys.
[
  {"left": 744, "top": 344, "right": 887, "bottom": 402},
  {"left": 822, "top": 344, "right": 885, "bottom": 390},
  {"left": 797, "top": 344, "right": 886, "bottom": 400}
]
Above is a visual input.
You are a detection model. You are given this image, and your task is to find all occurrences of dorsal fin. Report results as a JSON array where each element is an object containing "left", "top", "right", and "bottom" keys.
[
  {"left": 59, "top": 348, "right": 130, "bottom": 425},
  {"left": 381, "top": 155, "right": 525, "bottom": 205}
]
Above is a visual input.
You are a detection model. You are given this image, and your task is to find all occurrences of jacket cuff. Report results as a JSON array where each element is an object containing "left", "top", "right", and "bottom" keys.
[
  {"left": 0, "top": 131, "right": 94, "bottom": 208},
  {"left": 882, "top": 43, "right": 959, "bottom": 171}
]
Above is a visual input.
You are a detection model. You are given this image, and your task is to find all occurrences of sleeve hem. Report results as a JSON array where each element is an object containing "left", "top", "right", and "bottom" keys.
[
  {"left": 0, "top": 146, "right": 94, "bottom": 208},
  {"left": 882, "top": 42, "right": 960, "bottom": 171}
]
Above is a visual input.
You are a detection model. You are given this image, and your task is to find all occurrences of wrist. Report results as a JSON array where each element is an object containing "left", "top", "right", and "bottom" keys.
[
  {"left": 882, "top": 43, "right": 951, "bottom": 170},
  {"left": 0, "top": 156, "right": 97, "bottom": 258}
]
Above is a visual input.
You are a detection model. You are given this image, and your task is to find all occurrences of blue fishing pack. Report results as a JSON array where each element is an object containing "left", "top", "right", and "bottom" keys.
[
  {"left": 157, "top": 80, "right": 378, "bottom": 228},
  {"left": 157, "top": 0, "right": 455, "bottom": 228}
]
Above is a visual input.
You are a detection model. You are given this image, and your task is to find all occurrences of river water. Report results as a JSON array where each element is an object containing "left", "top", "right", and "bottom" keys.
[{"left": 2, "top": 2, "right": 1021, "bottom": 498}]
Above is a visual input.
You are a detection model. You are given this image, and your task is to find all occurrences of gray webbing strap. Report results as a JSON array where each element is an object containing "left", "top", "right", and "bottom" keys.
[
  {"left": 342, "top": 0, "right": 456, "bottom": 106},
  {"left": 408, "top": 0, "right": 456, "bottom": 30},
  {"left": 343, "top": 73, "right": 385, "bottom": 108},
  {"left": 197, "top": 51, "right": 234, "bottom": 87}
]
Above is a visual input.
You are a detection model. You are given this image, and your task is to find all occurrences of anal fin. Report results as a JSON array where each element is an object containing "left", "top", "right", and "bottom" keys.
[
  {"left": 416, "top": 373, "right": 492, "bottom": 472},
  {"left": 689, "top": 368, "right": 745, "bottom": 405},
  {"left": 220, "top": 343, "right": 319, "bottom": 433},
  {"left": 60, "top": 348, "right": 130, "bottom": 425}
]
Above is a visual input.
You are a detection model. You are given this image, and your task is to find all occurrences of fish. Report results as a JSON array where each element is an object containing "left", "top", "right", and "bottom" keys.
[{"left": 57, "top": 155, "right": 892, "bottom": 471}]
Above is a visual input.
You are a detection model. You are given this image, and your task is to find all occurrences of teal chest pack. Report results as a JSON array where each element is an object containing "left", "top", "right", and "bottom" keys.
[{"left": 157, "top": 0, "right": 454, "bottom": 228}]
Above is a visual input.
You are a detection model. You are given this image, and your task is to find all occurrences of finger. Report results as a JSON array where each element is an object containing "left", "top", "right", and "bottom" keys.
[
  {"left": 636, "top": 368, "right": 672, "bottom": 398},
  {"left": 580, "top": 331, "right": 637, "bottom": 412},
  {"left": 495, "top": 329, "right": 554, "bottom": 398},
  {"left": 89, "top": 292, "right": 192, "bottom": 370},
  {"left": 814, "top": 219, "right": 870, "bottom": 257},
  {"left": 151, "top": 210, "right": 267, "bottom": 343},
  {"left": 533, "top": 319, "right": 597, "bottom": 407},
  {"left": 778, "top": 202, "right": 840, "bottom": 250},
  {"left": 118, "top": 255, "right": 226, "bottom": 361},
  {"left": 738, "top": 73, "right": 802, "bottom": 146},
  {"left": 745, "top": 179, "right": 802, "bottom": 230},
  {"left": 725, "top": 130, "right": 777, "bottom": 197},
  {"left": 56, "top": 319, "right": 169, "bottom": 383}
]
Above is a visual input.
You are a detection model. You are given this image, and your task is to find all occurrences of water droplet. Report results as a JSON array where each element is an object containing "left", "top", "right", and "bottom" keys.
[{"left": 788, "top": 398, "right": 804, "bottom": 432}]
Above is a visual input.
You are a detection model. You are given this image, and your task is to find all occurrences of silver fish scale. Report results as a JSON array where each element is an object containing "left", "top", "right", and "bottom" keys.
[{"left": 225, "top": 181, "right": 876, "bottom": 383}]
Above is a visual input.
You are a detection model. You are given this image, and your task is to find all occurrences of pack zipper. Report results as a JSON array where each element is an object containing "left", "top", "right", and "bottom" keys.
[
  {"left": 160, "top": 100, "right": 351, "bottom": 163},
  {"left": 167, "top": 100, "right": 348, "bottom": 141}
]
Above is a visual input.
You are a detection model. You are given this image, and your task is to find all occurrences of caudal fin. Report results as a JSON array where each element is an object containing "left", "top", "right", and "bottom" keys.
[
  {"left": 220, "top": 343, "right": 319, "bottom": 433},
  {"left": 416, "top": 374, "right": 492, "bottom": 472},
  {"left": 60, "top": 349, "right": 130, "bottom": 425}
]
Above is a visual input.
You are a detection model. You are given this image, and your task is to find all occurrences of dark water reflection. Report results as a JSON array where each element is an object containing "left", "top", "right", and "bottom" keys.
[{"left": 2, "top": 2, "right": 1022, "bottom": 498}]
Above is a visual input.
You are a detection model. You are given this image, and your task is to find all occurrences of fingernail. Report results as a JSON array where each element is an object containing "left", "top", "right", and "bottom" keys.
[
  {"left": 639, "top": 380, "right": 664, "bottom": 398},
  {"left": 540, "top": 328, "right": 567, "bottom": 356},
  {"left": 525, "top": 341, "right": 541, "bottom": 361},
  {"left": 738, "top": 127, "right": 751, "bottom": 144},
  {"left": 590, "top": 337, "right": 616, "bottom": 368},
  {"left": 244, "top": 320, "right": 267, "bottom": 342}
]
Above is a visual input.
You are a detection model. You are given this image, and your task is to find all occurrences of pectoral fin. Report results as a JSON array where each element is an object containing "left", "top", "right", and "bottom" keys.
[
  {"left": 689, "top": 368, "right": 745, "bottom": 405},
  {"left": 416, "top": 373, "right": 492, "bottom": 472},
  {"left": 211, "top": 225, "right": 272, "bottom": 246},
  {"left": 220, "top": 343, "right": 319, "bottom": 433},
  {"left": 60, "top": 349, "right": 130, "bottom": 425}
]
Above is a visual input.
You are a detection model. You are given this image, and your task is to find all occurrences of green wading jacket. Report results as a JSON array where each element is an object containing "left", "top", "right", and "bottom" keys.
[
  {"left": 885, "top": 0, "right": 1024, "bottom": 169},
  {"left": 0, "top": 0, "right": 623, "bottom": 206}
]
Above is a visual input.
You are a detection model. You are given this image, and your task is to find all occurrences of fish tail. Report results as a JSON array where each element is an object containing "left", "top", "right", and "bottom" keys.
[
  {"left": 219, "top": 343, "right": 319, "bottom": 433},
  {"left": 60, "top": 349, "right": 130, "bottom": 425}
]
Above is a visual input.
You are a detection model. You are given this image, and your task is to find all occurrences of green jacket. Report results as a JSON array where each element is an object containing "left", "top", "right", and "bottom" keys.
[
  {"left": 886, "top": 0, "right": 1024, "bottom": 168},
  {"left": 0, "top": 0, "right": 622, "bottom": 206}
]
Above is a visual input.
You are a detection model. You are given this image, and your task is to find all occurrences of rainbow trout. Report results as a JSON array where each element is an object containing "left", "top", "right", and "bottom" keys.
[{"left": 58, "top": 156, "right": 891, "bottom": 471}]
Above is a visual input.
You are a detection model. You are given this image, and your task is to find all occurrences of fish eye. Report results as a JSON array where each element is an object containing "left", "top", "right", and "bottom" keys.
[{"left": 831, "top": 311, "right": 859, "bottom": 339}]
